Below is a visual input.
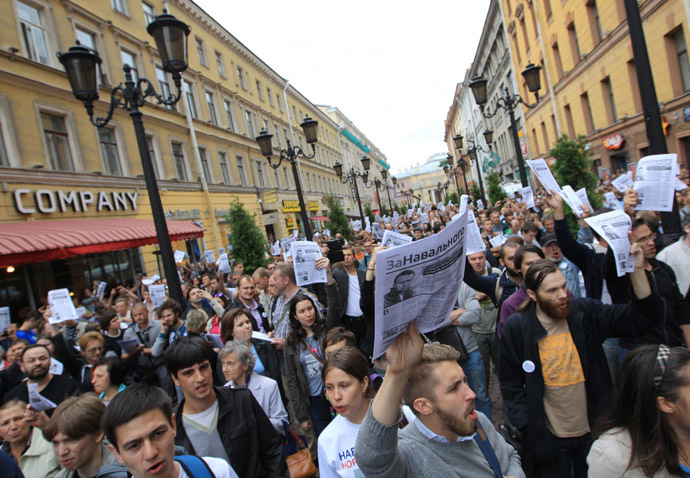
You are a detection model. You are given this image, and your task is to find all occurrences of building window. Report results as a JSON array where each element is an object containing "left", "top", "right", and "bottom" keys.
[
  {"left": 273, "top": 123, "right": 281, "bottom": 148},
  {"left": 215, "top": 51, "right": 225, "bottom": 77},
  {"left": 219, "top": 151, "right": 232, "bottom": 185},
  {"left": 306, "top": 172, "right": 312, "bottom": 191},
  {"left": 255, "top": 160, "right": 265, "bottom": 187},
  {"left": 540, "top": 122, "right": 549, "bottom": 152},
  {"left": 674, "top": 29, "right": 690, "bottom": 92},
  {"left": 111, "top": 0, "right": 128, "bottom": 14},
  {"left": 171, "top": 142, "right": 187, "bottom": 181},
  {"left": 195, "top": 38, "right": 207, "bottom": 67},
  {"left": 567, "top": 22, "right": 581, "bottom": 65},
  {"left": 277, "top": 94, "right": 283, "bottom": 112},
  {"left": 262, "top": 118, "right": 269, "bottom": 132},
  {"left": 543, "top": 0, "right": 552, "bottom": 19},
  {"left": 256, "top": 80, "right": 264, "bottom": 100},
  {"left": 155, "top": 66, "right": 175, "bottom": 111},
  {"left": 552, "top": 42, "right": 564, "bottom": 79},
  {"left": 267, "top": 88, "right": 274, "bottom": 107},
  {"left": 627, "top": 59, "right": 642, "bottom": 113},
  {"left": 236, "top": 156, "right": 247, "bottom": 186},
  {"left": 198, "top": 147, "right": 211, "bottom": 182},
  {"left": 205, "top": 91, "right": 218, "bottom": 126},
  {"left": 283, "top": 167, "right": 290, "bottom": 189},
  {"left": 587, "top": 0, "right": 603, "bottom": 45},
  {"left": 601, "top": 77, "right": 618, "bottom": 124},
  {"left": 183, "top": 80, "right": 198, "bottom": 119},
  {"left": 142, "top": 1, "right": 155, "bottom": 24},
  {"left": 273, "top": 168, "right": 280, "bottom": 188},
  {"left": 245, "top": 110, "right": 255, "bottom": 137},
  {"left": 223, "top": 100, "right": 235, "bottom": 132},
  {"left": 120, "top": 49, "right": 138, "bottom": 80},
  {"left": 237, "top": 67, "right": 246, "bottom": 89},
  {"left": 283, "top": 128, "right": 289, "bottom": 147},
  {"left": 75, "top": 27, "right": 102, "bottom": 85},
  {"left": 41, "top": 112, "right": 74, "bottom": 171},
  {"left": 17, "top": 1, "right": 49, "bottom": 65},
  {"left": 98, "top": 128, "right": 122, "bottom": 176},
  {"left": 145, "top": 135, "right": 159, "bottom": 179},
  {"left": 580, "top": 92, "right": 595, "bottom": 134}
]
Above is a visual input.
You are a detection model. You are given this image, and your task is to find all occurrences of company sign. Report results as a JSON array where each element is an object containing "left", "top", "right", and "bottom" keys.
[
  {"left": 13, "top": 188, "right": 138, "bottom": 214},
  {"left": 281, "top": 200, "right": 319, "bottom": 212}
]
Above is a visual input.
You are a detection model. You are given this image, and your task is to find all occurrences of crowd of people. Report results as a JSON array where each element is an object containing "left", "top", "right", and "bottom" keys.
[{"left": 0, "top": 167, "right": 690, "bottom": 478}]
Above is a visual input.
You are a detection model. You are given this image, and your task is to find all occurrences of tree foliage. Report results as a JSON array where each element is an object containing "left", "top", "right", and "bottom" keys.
[
  {"left": 363, "top": 203, "right": 375, "bottom": 224},
  {"left": 487, "top": 170, "right": 507, "bottom": 204},
  {"left": 470, "top": 182, "right": 482, "bottom": 202},
  {"left": 550, "top": 134, "right": 603, "bottom": 234},
  {"left": 326, "top": 194, "right": 354, "bottom": 242},
  {"left": 224, "top": 198, "right": 267, "bottom": 273},
  {"left": 446, "top": 191, "right": 460, "bottom": 205}
]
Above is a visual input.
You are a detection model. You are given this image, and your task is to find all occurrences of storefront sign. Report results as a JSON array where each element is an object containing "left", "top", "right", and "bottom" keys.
[
  {"left": 13, "top": 188, "right": 138, "bottom": 214},
  {"left": 263, "top": 191, "right": 278, "bottom": 205},
  {"left": 262, "top": 212, "right": 280, "bottom": 225},
  {"left": 164, "top": 208, "right": 201, "bottom": 220},
  {"left": 281, "top": 200, "right": 318, "bottom": 212},
  {"left": 214, "top": 208, "right": 229, "bottom": 218},
  {"left": 603, "top": 133, "right": 625, "bottom": 150}
]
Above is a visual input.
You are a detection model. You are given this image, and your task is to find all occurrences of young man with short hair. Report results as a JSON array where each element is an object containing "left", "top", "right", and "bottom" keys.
[
  {"left": 101, "top": 383, "right": 238, "bottom": 478},
  {"left": 43, "top": 393, "right": 119, "bottom": 478},
  {"left": 164, "top": 336, "right": 287, "bottom": 477},
  {"left": 356, "top": 323, "right": 524, "bottom": 477},
  {"left": 151, "top": 299, "right": 186, "bottom": 358}
]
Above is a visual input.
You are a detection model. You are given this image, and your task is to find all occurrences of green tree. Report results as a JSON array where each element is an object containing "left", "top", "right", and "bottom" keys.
[
  {"left": 487, "top": 170, "right": 507, "bottom": 204},
  {"left": 447, "top": 191, "right": 460, "bottom": 205},
  {"left": 326, "top": 194, "right": 354, "bottom": 242},
  {"left": 470, "top": 182, "right": 482, "bottom": 202},
  {"left": 224, "top": 198, "right": 267, "bottom": 273},
  {"left": 363, "top": 203, "right": 375, "bottom": 224},
  {"left": 550, "top": 134, "right": 603, "bottom": 234}
]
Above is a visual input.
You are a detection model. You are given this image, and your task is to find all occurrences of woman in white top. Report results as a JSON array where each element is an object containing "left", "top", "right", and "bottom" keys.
[
  {"left": 318, "top": 346, "right": 372, "bottom": 477},
  {"left": 587, "top": 344, "right": 690, "bottom": 477},
  {"left": 220, "top": 339, "right": 287, "bottom": 435}
]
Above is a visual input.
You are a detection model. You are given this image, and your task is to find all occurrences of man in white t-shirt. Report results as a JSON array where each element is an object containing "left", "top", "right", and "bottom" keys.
[
  {"left": 102, "top": 382, "right": 237, "bottom": 478},
  {"left": 332, "top": 245, "right": 367, "bottom": 344}
]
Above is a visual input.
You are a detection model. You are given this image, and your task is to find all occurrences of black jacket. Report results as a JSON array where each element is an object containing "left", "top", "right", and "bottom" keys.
[
  {"left": 229, "top": 297, "right": 273, "bottom": 333},
  {"left": 554, "top": 218, "right": 606, "bottom": 300},
  {"left": 332, "top": 268, "right": 366, "bottom": 318},
  {"left": 174, "top": 386, "right": 288, "bottom": 478},
  {"left": 603, "top": 248, "right": 690, "bottom": 348},
  {"left": 499, "top": 293, "right": 661, "bottom": 464}
]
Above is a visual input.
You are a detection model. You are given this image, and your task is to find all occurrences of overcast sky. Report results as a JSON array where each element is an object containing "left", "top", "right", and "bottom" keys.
[{"left": 194, "top": 0, "right": 490, "bottom": 174}]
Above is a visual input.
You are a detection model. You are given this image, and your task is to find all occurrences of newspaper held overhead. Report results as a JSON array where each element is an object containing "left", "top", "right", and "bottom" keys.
[
  {"left": 459, "top": 194, "right": 469, "bottom": 214},
  {"left": 527, "top": 158, "right": 562, "bottom": 193},
  {"left": 381, "top": 230, "right": 413, "bottom": 249},
  {"left": 520, "top": 186, "right": 535, "bottom": 209},
  {"left": 372, "top": 222, "right": 385, "bottom": 241},
  {"left": 604, "top": 192, "right": 623, "bottom": 210},
  {"left": 149, "top": 284, "right": 167, "bottom": 308},
  {"left": 173, "top": 250, "right": 186, "bottom": 263},
  {"left": 96, "top": 281, "right": 107, "bottom": 298},
  {"left": 611, "top": 174, "right": 634, "bottom": 193},
  {"left": 633, "top": 154, "right": 677, "bottom": 212},
  {"left": 141, "top": 274, "right": 160, "bottom": 286},
  {"left": 204, "top": 250, "right": 215, "bottom": 263},
  {"left": 0, "top": 306, "right": 9, "bottom": 333},
  {"left": 48, "top": 289, "right": 79, "bottom": 324},
  {"left": 373, "top": 211, "right": 468, "bottom": 358},
  {"left": 559, "top": 185, "right": 585, "bottom": 217},
  {"left": 271, "top": 241, "right": 281, "bottom": 256},
  {"left": 477, "top": 199, "right": 485, "bottom": 210},
  {"left": 584, "top": 210, "right": 634, "bottom": 277},
  {"left": 217, "top": 253, "right": 231, "bottom": 274},
  {"left": 465, "top": 210, "right": 486, "bottom": 255},
  {"left": 281, "top": 237, "right": 296, "bottom": 256},
  {"left": 576, "top": 187, "right": 593, "bottom": 213},
  {"left": 291, "top": 241, "right": 327, "bottom": 287}
]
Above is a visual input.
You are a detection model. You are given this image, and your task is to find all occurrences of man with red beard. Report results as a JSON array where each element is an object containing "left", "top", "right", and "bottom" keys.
[{"left": 499, "top": 247, "right": 660, "bottom": 478}]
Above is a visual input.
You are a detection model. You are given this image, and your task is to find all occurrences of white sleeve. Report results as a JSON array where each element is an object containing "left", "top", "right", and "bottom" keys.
[
  {"left": 317, "top": 440, "right": 341, "bottom": 478},
  {"left": 203, "top": 456, "right": 239, "bottom": 478}
]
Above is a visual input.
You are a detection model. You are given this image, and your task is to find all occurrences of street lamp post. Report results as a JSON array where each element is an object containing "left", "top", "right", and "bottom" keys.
[
  {"left": 362, "top": 169, "right": 387, "bottom": 215},
  {"left": 466, "top": 142, "right": 488, "bottom": 205},
  {"left": 255, "top": 117, "right": 319, "bottom": 241},
  {"left": 333, "top": 155, "right": 371, "bottom": 228},
  {"left": 58, "top": 11, "right": 190, "bottom": 303},
  {"left": 468, "top": 63, "right": 542, "bottom": 188}
]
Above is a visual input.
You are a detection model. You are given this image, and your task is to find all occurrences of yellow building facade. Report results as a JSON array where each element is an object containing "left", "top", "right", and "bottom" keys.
[
  {"left": 0, "top": 0, "right": 359, "bottom": 312},
  {"left": 500, "top": 0, "right": 690, "bottom": 174}
]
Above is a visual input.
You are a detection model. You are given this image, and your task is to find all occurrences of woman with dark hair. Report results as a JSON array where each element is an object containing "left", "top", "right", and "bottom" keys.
[
  {"left": 284, "top": 293, "right": 333, "bottom": 437},
  {"left": 318, "top": 347, "right": 372, "bottom": 477},
  {"left": 91, "top": 356, "right": 127, "bottom": 405},
  {"left": 588, "top": 344, "right": 690, "bottom": 477},
  {"left": 220, "top": 308, "right": 280, "bottom": 384}
]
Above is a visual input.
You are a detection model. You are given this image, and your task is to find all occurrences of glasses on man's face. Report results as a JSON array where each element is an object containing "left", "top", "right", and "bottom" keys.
[
  {"left": 86, "top": 346, "right": 103, "bottom": 354},
  {"left": 636, "top": 233, "right": 657, "bottom": 244}
]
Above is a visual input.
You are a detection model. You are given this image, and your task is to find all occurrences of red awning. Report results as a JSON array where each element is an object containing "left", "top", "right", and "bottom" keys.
[
  {"left": 0, "top": 218, "right": 204, "bottom": 267},
  {"left": 308, "top": 216, "right": 330, "bottom": 221}
]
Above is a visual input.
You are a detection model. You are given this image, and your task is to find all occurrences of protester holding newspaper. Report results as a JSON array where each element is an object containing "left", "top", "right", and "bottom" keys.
[{"left": 499, "top": 238, "right": 662, "bottom": 478}]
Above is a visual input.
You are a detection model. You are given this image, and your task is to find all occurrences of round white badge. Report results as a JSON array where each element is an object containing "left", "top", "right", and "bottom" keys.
[{"left": 522, "top": 360, "right": 536, "bottom": 373}]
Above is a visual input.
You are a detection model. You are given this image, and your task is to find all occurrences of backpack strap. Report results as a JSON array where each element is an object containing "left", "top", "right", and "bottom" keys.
[
  {"left": 473, "top": 420, "right": 503, "bottom": 478},
  {"left": 175, "top": 455, "right": 217, "bottom": 478}
]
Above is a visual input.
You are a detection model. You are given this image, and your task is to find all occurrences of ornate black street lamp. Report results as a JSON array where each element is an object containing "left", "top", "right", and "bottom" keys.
[
  {"left": 256, "top": 117, "right": 319, "bottom": 241},
  {"left": 333, "top": 155, "right": 370, "bottom": 227},
  {"left": 468, "top": 62, "right": 542, "bottom": 187},
  {"left": 58, "top": 10, "right": 190, "bottom": 302}
]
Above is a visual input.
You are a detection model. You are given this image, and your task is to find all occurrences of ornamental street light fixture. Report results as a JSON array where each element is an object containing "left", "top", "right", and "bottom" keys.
[
  {"left": 333, "top": 155, "right": 371, "bottom": 227},
  {"left": 256, "top": 116, "right": 319, "bottom": 241},
  {"left": 466, "top": 140, "right": 490, "bottom": 205},
  {"left": 469, "top": 62, "right": 542, "bottom": 188},
  {"left": 362, "top": 169, "right": 387, "bottom": 215},
  {"left": 58, "top": 10, "right": 190, "bottom": 302},
  {"left": 444, "top": 153, "right": 468, "bottom": 197}
]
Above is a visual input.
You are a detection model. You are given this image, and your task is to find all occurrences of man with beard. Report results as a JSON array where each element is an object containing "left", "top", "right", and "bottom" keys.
[
  {"left": 5, "top": 344, "right": 78, "bottom": 415},
  {"left": 499, "top": 248, "right": 660, "bottom": 478},
  {"left": 356, "top": 323, "right": 524, "bottom": 477}
]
